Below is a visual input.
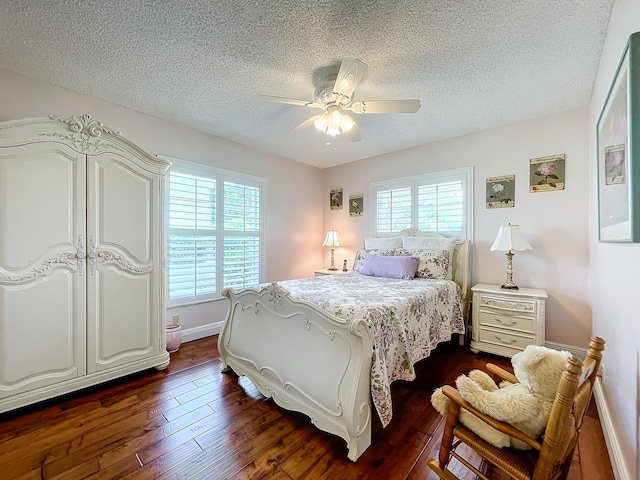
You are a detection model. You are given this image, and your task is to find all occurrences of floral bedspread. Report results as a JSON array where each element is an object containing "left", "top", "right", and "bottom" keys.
[{"left": 278, "top": 272, "right": 465, "bottom": 427}]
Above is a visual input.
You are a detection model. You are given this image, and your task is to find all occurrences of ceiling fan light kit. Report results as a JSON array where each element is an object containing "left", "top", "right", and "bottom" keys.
[
  {"left": 258, "top": 58, "right": 420, "bottom": 141},
  {"left": 314, "top": 106, "right": 354, "bottom": 136}
]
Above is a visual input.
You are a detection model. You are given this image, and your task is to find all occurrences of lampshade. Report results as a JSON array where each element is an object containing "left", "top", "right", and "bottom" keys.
[
  {"left": 490, "top": 224, "right": 533, "bottom": 252},
  {"left": 322, "top": 229, "right": 342, "bottom": 247}
]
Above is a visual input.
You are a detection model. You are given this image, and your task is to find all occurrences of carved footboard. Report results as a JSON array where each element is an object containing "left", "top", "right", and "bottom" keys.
[{"left": 218, "top": 282, "right": 374, "bottom": 461}]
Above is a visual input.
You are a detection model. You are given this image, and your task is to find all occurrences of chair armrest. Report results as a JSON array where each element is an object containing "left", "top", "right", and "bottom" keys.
[
  {"left": 441, "top": 385, "right": 542, "bottom": 450},
  {"left": 486, "top": 363, "right": 518, "bottom": 384}
]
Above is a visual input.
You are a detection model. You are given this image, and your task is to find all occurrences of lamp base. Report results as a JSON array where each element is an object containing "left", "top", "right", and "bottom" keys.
[
  {"left": 327, "top": 246, "right": 338, "bottom": 271},
  {"left": 501, "top": 251, "right": 519, "bottom": 289}
]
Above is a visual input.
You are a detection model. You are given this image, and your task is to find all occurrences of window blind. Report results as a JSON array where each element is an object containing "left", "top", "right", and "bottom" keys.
[
  {"left": 168, "top": 173, "right": 217, "bottom": 302},
  {"left": 370, "top": 167, "right": 472, "bottom": 239},
  {"left": 417, "top": 180, "right": 464, "bottom": 235},
  {"left": 222, "top": 181, "right": 261, "bottom": 290},
  {"left": 375, "top": 186, "right": 412, "bottom": 233},
  {"left": 167, "top": 166, "right": 264, "bottom": 307}
]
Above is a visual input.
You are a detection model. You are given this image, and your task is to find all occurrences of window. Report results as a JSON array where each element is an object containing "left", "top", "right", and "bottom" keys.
[
  {"left": 166, "top": 159, "right": 265, "bottom": 306},
  {"left": 370, "top": 167, "right": 473, "bottom": 239}
]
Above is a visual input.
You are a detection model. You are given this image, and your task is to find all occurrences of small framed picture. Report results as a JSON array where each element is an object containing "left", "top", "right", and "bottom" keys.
[
  {"left": 349, "top": 194, "right": 363, "bottom": 216},
  {"left": 530, "top": 154, "right": 565, "bottom": 192},
  {"left": 486, "top": 175, "right": 515, "bottom": 208},
  {"left": 604, "top": 145, "right": 625, "bottom": 185},
  {"left": 330, "top": 188, "right": 343, "bottom": 210}
]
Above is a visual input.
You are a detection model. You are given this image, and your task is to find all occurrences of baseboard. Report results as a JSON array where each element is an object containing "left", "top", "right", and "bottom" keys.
[
  {"left": 594, "top": 377, "right": 632, "bottom": 480},
  {"left": 181, "top": 322, "right": 223, "bottom": 343}
]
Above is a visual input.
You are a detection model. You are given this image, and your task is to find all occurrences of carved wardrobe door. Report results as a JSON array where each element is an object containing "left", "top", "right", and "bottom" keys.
[
  {"left": 86, "top": 149, "right": 164, "bottom": 372},
  {"left": 0, "top": 140, "right": 88, "bottom": 398},
  {"left": 0, "top": 115, "right": 170, "bottom": 413}
]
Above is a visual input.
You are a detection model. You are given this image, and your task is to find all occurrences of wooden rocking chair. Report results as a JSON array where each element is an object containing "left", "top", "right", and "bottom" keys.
[{"left": 427, "top": 336, "right": 605, "bottom": 480}]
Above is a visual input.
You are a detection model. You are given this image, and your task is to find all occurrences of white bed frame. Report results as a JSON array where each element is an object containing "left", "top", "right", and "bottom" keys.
[{"left": 218, "top": 234, "right": 470, "bottom": 461}]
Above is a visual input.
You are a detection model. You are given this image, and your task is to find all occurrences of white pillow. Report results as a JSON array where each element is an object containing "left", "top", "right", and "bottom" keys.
[
  {"left": 364, "top": 236, "right": 403, "bottom": 249},
  {"left": 401, "top": 236, "right": 457, "bottom": 250}
]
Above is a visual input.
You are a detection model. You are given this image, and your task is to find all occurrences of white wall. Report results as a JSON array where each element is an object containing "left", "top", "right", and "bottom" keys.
[
  {"left": 588, "top": 0, "right": 640, "bottom": 478},
  {"left": 0, "top": 68, "right": 324, "bottom": 338},
  {"left": 324, "top": 107, "right": 591, "bottom": 348}
]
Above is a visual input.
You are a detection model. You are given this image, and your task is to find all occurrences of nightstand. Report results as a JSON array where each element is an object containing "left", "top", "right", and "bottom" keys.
[
  {"left": 470, "top": 283, "right": 547, "bottom": 358},
  {"left": 314, "top": 269, "right": 351, "bottom": 277}
]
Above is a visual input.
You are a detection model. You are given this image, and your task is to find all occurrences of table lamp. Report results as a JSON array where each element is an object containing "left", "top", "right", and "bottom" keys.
[
  {"left": 322, "top": 229, "right": 342, "bottom": 271},
  {"left": 490, "top": 223, "right": 532, "bottom": 290}
]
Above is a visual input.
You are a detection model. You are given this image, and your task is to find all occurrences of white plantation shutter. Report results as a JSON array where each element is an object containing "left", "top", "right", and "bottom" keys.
[
  {"left": 223, "top": 236, "right": 260, "bottom": 288},
  {"left": 222, "top": 181, "right": 261, "bottom": 289},
  {"left": 166, "top": 162, "right": 265, "bottom": 307},
  {"left": 375, "top": 186, "right": 412, "bottom": 234},
  {"left": 168, "top": 173, "right": 217, "bottom": 302},
  {"left": 418, "top": 180, "right": 464, "bottom": 236},
  {"left": 371, "top": 167, "right": 472, "bottom": 239}
]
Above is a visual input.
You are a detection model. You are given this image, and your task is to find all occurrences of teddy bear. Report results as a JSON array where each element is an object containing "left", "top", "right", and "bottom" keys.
[{"left": 431, "top": 344, "right": 571, "bottom": 450}]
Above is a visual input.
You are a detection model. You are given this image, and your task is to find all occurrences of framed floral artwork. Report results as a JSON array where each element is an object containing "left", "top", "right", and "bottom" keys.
[
  {"left": 486, "top": 175, "right": 515, "bottom": 208},
  {"left": 349, "top": 194, "right": 363, "bottom": 216},
  {"left": 330, "top": 188, "right": 343, "bottom": 210},
  {"left": 597, "top": 31, "right": 640, "bottom": 242},
  {"left": 529, "top": 154, "right": 565, "bottom": 192}
]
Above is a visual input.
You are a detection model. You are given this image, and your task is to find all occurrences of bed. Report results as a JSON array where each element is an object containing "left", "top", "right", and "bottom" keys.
[{"left": 218, "top": 231, "right": 470, "bottom": 461}]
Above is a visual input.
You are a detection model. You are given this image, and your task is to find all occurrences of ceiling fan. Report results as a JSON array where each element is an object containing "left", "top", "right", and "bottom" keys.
[{"left": 256, "top": 58, "right": 421, "bottom": 142}]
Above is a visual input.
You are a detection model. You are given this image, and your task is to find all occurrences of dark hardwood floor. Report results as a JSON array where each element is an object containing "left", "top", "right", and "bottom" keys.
[{"left": 0, "top": 336, "right": 614, "bottom": 479}]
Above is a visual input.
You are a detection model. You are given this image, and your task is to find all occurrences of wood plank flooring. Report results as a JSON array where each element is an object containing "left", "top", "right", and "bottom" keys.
[{"left": 0, "top": 336, "right": 614, "bottom": 479}]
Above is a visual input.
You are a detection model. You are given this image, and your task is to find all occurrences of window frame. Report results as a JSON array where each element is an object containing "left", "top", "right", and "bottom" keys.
[
  {"left": 163, "top": 157, "right": 266, "bottom": 307},
  {"left": 369, "top": 166, "right": 473, "bottom": 240}
]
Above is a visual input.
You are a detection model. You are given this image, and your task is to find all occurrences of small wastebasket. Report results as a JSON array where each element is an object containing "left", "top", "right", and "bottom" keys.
[{"left": 166, "top": 324, "right": 182, "bottom": 353}]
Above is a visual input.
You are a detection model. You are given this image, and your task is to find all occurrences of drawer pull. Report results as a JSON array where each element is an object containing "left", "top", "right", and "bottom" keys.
[
  {"left": 495, "top": 317, "right": 517, "bottom": 327},
  {"left": 494, "top": 335, "right": 517, "bottom": 345}
]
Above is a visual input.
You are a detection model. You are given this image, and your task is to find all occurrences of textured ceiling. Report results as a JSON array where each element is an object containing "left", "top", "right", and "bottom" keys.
[{"left": 0, "top": 1, "right": 615, "bottom": 169}]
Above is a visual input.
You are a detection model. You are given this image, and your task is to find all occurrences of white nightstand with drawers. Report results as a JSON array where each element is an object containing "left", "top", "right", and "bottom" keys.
[{"left": 470, "top": 283, "right": 547, "bottom": 358}]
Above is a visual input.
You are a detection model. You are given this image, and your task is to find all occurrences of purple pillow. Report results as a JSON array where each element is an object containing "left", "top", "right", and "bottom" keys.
[{"left": 359, "top": 254, "right": 420, "bottom": 279}]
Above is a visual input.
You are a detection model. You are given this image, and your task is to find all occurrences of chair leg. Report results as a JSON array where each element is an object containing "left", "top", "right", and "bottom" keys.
[
  {"left": 555, "top": 452, "right": 574, "bottom": 480},
  {"left": 450, "top": 449, "right": 491, "bottom": 480},
  {"left": 427, "top": 458, "right": 461, "bottom": 480},
  {"left": 427, "top": 401, "right": 465, "bottom": 479}
]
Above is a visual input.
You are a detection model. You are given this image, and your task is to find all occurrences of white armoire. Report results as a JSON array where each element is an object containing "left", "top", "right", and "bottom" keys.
[{"left": 0, "top": 114, "right": 170, "bottom": 413}]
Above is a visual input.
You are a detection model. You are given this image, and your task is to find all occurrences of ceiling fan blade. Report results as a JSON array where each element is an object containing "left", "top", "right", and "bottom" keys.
[
  {"left": 345, "top": 123, "right": 362, "bottom": 142},
  {"left": 286, "top": 115, "right": 322, "bottom": 134},
  {"left": 348, "top": 99, "right": 421, "bottom": 114},
  {"left": 333, "top": 58, "right": 368, "bottom": 99},
  {"left": 255, "top": 94, "right": 323, "bottom": 109}
]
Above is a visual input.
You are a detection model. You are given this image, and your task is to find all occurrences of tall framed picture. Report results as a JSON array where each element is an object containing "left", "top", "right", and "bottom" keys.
[{"left": 597, "top": 31, "right": 640, "bottom": 242}]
